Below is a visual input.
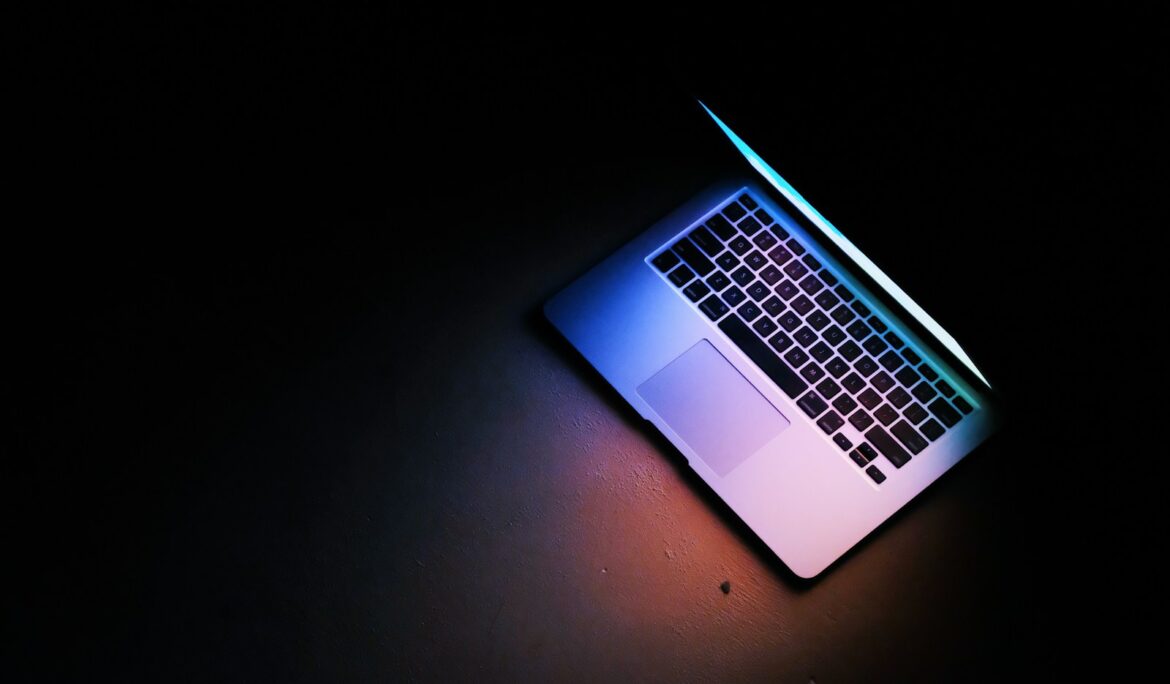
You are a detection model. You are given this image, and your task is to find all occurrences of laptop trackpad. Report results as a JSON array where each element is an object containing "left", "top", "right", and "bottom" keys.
[{"left": 637, "top": 339, "right": 791, "bottom": 476}]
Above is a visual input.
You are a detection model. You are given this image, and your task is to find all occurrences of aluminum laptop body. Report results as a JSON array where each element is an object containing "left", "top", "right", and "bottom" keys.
[{"left": 545, "top": 105, "right": 999, "bottom": 578}]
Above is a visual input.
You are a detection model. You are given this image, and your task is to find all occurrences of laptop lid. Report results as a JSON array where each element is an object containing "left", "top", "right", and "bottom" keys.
[{"left": 700, "top": 102, "right": 992, "bottom": 388}]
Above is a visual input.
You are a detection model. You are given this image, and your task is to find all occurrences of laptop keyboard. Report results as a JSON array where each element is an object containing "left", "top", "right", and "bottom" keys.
[{"left": 648, "top": 191, "right": 976, "bottom": 485}]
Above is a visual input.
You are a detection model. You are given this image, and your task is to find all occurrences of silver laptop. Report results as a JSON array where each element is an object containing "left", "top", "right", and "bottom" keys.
[{"left": 544, "top": 103, "right": 1000, "bottom": 578}]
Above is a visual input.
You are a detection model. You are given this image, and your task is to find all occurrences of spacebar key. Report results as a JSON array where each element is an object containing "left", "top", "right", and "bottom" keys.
[{"left": 718, "top": 316, "right": 809, "bottom": 398}]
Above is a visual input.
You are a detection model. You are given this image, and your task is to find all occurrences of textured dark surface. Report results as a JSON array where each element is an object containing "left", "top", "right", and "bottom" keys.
[{"left": 10, "top": 9, "right": 1160, "bottom": 682}]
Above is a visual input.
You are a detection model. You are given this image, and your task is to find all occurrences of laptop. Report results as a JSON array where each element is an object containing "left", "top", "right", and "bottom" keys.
[{"left": 544, "top": 103, "right": 1000, "bottom": 578}]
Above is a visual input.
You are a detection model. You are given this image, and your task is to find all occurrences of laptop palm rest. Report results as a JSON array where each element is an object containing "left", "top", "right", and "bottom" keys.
[{"left": 637, "top": 339, "right": 791, "bottom": 476}]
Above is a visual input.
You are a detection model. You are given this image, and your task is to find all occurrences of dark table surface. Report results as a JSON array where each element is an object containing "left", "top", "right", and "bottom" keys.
[{"left": 11, "top": 9, "right": 1161, "bottom": 682}]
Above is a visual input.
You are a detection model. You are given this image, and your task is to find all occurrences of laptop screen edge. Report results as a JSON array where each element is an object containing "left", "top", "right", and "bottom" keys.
[{"left": 699, "top": 101, "right": 992, "bottom": 388}]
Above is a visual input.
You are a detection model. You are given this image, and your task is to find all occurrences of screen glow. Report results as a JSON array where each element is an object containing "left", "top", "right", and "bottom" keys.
[{"left": 700, "top": 102, "right": 991, "bottom": 387}]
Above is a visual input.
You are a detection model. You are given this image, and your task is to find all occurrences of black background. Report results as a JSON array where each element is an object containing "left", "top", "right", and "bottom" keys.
[{"left": 10, "top": 7, "right": 1162, "bottom": 681}]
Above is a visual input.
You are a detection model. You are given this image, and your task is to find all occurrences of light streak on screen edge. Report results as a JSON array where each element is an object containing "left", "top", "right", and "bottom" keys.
[{"left": 699, "top": 101, "right": 991, "bottom": 388}]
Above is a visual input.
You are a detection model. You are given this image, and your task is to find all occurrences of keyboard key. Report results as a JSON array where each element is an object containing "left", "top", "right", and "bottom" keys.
[
  {"left": 866, "top": 464, "right": 887, "bottom": 484},
  {"left": 783, "top": 261, "right": 809, "bottom": 280},
  {"left": 858, "top": 442, "right": 879, "bottom": 463},
  {"left": 816, "top": 377, "right": 841, "bottom": 399},
  {"left": 806, "top": 311, "right": 831, "bottom": 331},
  {"left": 902, "top": 348, "right": 922, "bottom": 365},
  {"left": 847, "top": 409, "right": 875, "bottom": 430},
  {"left": 883, "top": 332, "right": 904, "bottom": 349},
  {"left": 851, "top": 300, "right": 871, "bottom": 317},
  {"left": 846, "top": 319, "right": 872, "bottom": 341},
  {"left": 853, "top": 355, "right": 879, "bottom": 377},
  {"left": 858, "top": 388, "right": 882, "bottom": 410},
  {"left": 752, "top": 316, "right": 778, "bottom": 337},
  {"left": 738, "top": 215, "right": 763, "bottom": 235},
  {"left": 890, "top": 420, "right": 929, "bottom": 455},
  {"left": 801, "top": 254, "right": 821, "bottom": 271},
  {"left": 769, "top": 222, "right": 788, "bottom": 239},
  {"left": 850, "top": 449, "right": 870, "bottom": 467},
  {"left": 894, "top": 366, "right": 921, "bottom": 388},
  {"left": 791, "top": 295, "right": 815, "bottom": 316},
  {"left": 776, "top": 291, "right": 804, "bottom": 315},
  {"left": 871, "top": 371, "right": 895, "bottom": 392},
  {"left": 769, "top": 331, "right": 793, "bottom": 353},
  {"left": 797, "top": 392, "right": 828, "bottom": 418},
  {"left": 814, "top": 290, "right": 840, "bottom": 310},
  {"left": 794, "top": 326, "right": 818, "bottom": 347},
  {"left": 784, "top": 347, "right": 809, "bottom": 367},
  {"left": 833, "top": 433, "right": 853, "bottom": 451},
  {"left": 927, "top": 398, "right": 962, "bottom": 427},
  {"left": 867, "top": 316, "right": 888, "bottom": 334},
  {"left": 731, "top": 265, "right": 754, "bottom": 286},
  {"left": 787, "top": 239, "right": 806, "bottom": 256},
  {"left": 831, "top": 304, "right": 857, "bottom": 325},
  {"left": 820, "top": 271, "right": 839, "bottom": 287},
  {"left": 903, "top": 402, "right": 929, "bottom": 424},
  {"left": 832, "top": 394, "right": 857, "bottom": 415},
  {"left": 799, "top": 274, "right": 825, "bottom": 296},
  {"left": 912, "top": 381, "right": 938, "bottom": 404},
  {"left": 683, "top": 280, "right": 710, "bottom": 301},
  {"left": 738, "top": 193, "right": 757, "bottom": 210},
  {"left": 716, "top": 252, "right": 741, "bottom": 271},
  {"left": 756, "top": 209, "right": 775, "bottom": 226},
  {"left": 825, "top": 357, "right": 850, "bottom": 378},
  {"left": 723, "top": 201, "right": 747, "bottom": 222},
  {"left": 706, "top": 272, "right": 731, "bottom": 291},
  {"left": 774, "top": 279, "right": 800, "bottom": 300},
  {"left": 668, "top": 264, "right": 695, "bottom": 286},
  {"left": 748, "top": 274, "right": 776, "bottom": 301},
  {"left": 718, "top": 315, "right": 808, "bottom": 398},
  {"left": 778, "top": 311, "right": 801, "bottom": 332},
  {"left": 746, "top": 281, "right": 770, "bottom": 301},
  {"left": 809, "top": 341, "right": 833, "bottom": 363},
  {"left": 673, "top": 238, "right": 716, "bottom": 276},
  {"left": 879, "top": 349, "right": 904, "bottom": 372},
  {"left": 800, "top": 363, "right": 825, "bottom": 383},
  {"left": 834, "top": 284, "right": 855, "bottom": 302},
  {"left": 838, "top": 341, "right": 862, "bottom": 361},
  {"left": 920, "top": 419, "right": 945, "bottom": 441},
  {"left": 874, "top": 404, "right": 899, "bottom": 426},
  {"left": 886, "top": 387, "right": 911, "bottom": 409},
  {"left": 865, "top": 426, "right": 911, "bottom": 469},
  {"left": 699, "top": 295, "right": 728, "bottom": 321},
  {"left": 722, "top": 286, "right": 746, "bottom": 306},
  {"left": 762, "top": 296, "right": 785, "bottom": 316},
  {"left": 728, "top": 236, "right": 752, "bottom": 256},
  {"left": 817, "top": 410, "right": 845, "bottom": 435},
  {"left": 935, "top": 379, "right": 956, "bottom": 397},
  {"left": 652, "top": 251, "right": 680, "bottom": 271},
  {"left": 752, "top": 232, "right": 778, "bottom": 250},
  {"left": 744, "top": 250, "right": 767, "bottom": 270},
  {"left": 920, "top": 365, "right": 939, "bottom": 382},
  {"left": 767, "top": 245, "right": 794, "bottom": 265},
  {"left": 706, "top": 214, "right": 735, "bottom": 240},
  {"left": 841, "top": 372, "right": 866, "bottom": 394},
  {"left": 953, "top": 396, "right": 974, "bottom": 414},
  {"left": 863, "top": 335, "right": 888, "bottom": 356},
  {"left": 758, "top": 264, "right": 783, "bottom": 285},
  {"left": 690, "top": 226, "right": 723, "bottom": 256},
  {"left": 822, "top": 325, "right": 846, "bottom": 346},
  {"left": 738, "top": 301, "right": 762, "bottom": 322}
]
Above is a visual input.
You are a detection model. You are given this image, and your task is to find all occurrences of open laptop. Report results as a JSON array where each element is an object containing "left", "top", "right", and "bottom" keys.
[{"left": 545, "top": 103, "right": 1000, "bottom": 578}]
